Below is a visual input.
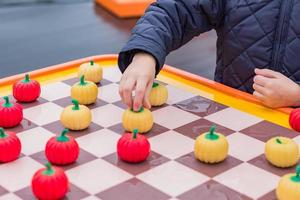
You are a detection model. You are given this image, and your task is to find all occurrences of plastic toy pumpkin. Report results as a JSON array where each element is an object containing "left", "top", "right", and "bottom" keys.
[
  {"left": 0, "top": 96, "right": 23, "bottom": 128},
  {"left": 265, "top": 136, "right": 299, "bottom": 168},
  {"left": 78, "top": 60, "right": 103, "bottom": 83},
  {"left": 31, "top": 163, "right": 69, "bottom": 200},
  {"left": 71, "top": 75, "right": 98, "bottom": 105},
  {"left": 13, "top": 74, "right": 41, "bottom": 102},
  {"left": 45, "top": 128, "right": 79, "bottom": 165},
  {"left": 276, "top": 165, "right": 300, "bottom": 200},
  {"left": 0, "top": 128, "right": 21, "bottom": 163},
  {"left": 150, "top": 82, "right": 168, "bottom": 106},
  {"left": 290, "top": 108, "right": 300, "bottom": 132},
  {"left": 194, "top": 125, "right": 228, "bottom": 163},
  {"left": 117, "top": 129, "right": 150, "bottom": 163},
  {"left": 60, "top": 99, "right": 92, "bottom": 130},
  {"left": 122, "top": 107, "right": 153, "bottom": 133}
]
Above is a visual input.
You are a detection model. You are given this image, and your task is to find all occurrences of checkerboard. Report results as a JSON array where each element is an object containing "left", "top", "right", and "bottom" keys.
[{"left": 0, "top": 65, "right": 299, "bottom": 200}]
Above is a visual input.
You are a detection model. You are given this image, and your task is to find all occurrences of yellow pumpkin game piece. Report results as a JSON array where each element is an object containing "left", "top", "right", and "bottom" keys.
[
  {"left": 194, "top": 125, "right": 228, "bottom": 164},
  {"left": 60, "top": 99, "right": 92, "bottom": 130},
  {"left": 122, "top": 107, "right": 153, "bottom": 133},
  {"left": 265, "top": 137, "right": 299, "bottom": 168},
  {"left": 71, "top": 75, "right": 98, "bottom": 105},
  {"left": 276, "top": 165, "right": 300, "bottom": 200},
  {"left": 78, "top": 60, "right": 103, "bottom": 83},
  {"left": 150, "top": 82, "right": 168, "bottom": 106}
]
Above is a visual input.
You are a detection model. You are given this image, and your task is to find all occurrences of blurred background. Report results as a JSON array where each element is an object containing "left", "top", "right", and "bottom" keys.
[{"left": 0, "top": 0, "right": 217, "bottom": 79}]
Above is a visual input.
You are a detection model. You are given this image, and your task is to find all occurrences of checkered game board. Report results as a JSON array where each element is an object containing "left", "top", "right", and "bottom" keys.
[{"left": 0, "top": 66, "right": 299, "bottom": 200}]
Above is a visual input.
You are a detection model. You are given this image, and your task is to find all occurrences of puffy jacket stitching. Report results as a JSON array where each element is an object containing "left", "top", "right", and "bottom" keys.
[
  {"left": 238, "top": 77, "right": 254, "bottom": 91},
  {"left": 286, "top": 25, "right": 299, "bottom": 45},
  {"left": 221, "top": 29, "right": 274, "bottom": 87},
  {"left": 278, "top": 0, "right": 294, "bottom": 74},
  {"left": 224, "top": 1, "right": 274, "bottom": 36},
  {"left": 270, "top": 0, "right": 294, "bottom": 70},
  {"left": 235, "top": 71, "right": 255, "bottom": 90},
  {"left": 278, "top": 0, "right": 294, "bottom": 69},
  {"left": 245, "top": 0, "right": 273, "bottom": 44},
  {"left": 223, "top": 29, "right": 274, "bottom": 68},
  {"left": 132, "top": 31, "right": 167, "bottom": 53}
]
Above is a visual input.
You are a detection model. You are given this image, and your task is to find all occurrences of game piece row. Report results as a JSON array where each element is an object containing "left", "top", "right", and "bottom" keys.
[{"left": 0, "top": 74, "right": 41, "bottom": 128}]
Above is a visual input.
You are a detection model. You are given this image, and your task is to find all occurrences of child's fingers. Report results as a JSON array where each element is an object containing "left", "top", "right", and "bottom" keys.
[
  {"left": 253, "top": 83, "right": 267, "bottom": 95},
  {"left": 253, "top": 91, "right": 265, "bottom": 101},
  {"left": 123, "top": 78, "right": 136, "bottom": 109},
  {"left": 133, "top": 78, "right": 148, "bottom": 111},
  {"left": 253, "top": 75, "right": 270, "bottom": 86},
  {"left": 143, "top": 82, "right": 153, "bottom": 109},
  {"left": 254, "top": 68, "right": 280, "bottom": 78},
  {"left": 119, "top": 79, "right": 126, "bottom": 99}
]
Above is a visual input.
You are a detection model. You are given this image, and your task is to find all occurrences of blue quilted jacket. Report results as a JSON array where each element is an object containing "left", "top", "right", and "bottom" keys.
[{"left": 118, "top": 0, "right": 300, "bottom": 93}]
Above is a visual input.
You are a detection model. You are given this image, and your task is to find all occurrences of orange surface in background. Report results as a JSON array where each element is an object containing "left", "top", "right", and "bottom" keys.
[
  {"left": 95, "top": 0, "right": 155, "bottom": 18},
  {"left": 0, "top": 54, "right": 292, "bottom": 129}
]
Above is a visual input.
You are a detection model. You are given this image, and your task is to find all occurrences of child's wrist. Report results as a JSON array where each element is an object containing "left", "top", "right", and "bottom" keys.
[
  {"left": 133, "top": 52, "right": 156, "bottom": 69},
  {"left": 291, "top": 85, "right": 300, "bottom": 107}
]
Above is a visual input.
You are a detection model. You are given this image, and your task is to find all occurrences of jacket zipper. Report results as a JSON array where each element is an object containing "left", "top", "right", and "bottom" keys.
[{"left": 271, "top": 0, "right": 293, "bottom": 71}]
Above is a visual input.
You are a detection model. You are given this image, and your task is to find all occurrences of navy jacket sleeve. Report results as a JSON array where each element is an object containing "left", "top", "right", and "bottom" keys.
[{"left": 118, "top": 0, "right": 225, "bottom": 74}]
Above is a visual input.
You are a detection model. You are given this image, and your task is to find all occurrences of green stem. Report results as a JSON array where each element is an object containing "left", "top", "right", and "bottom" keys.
[
  {"left": 152, "top": 82, "right": 159, "bottom": 88},
  {"left": 90, "top": 60, "right": 94, "bottom": 66},
  {"left": 209, "top": 125, "right": 216, "bottom": 136},
  {"left": 205, "top": 125, "right": 219, "bottom": 140},
  {"left": 3, "top": 96, "right": 12, "bottom": 108},
  {"left": 133, "top": 129, "right": 138, "bottom": 139},
  {"left": 276, "top": 138, "right": 282, "bottom": 144},
  {"left": 291, "top": 165, "right": 300, "bottom": 182},
  {"left": 131, "top": 107, "right": 144, "bottom": 113},
  {"left": 0, "top": 128, "right": 7, "bottom": 138},
  {"left": 43, "top": 162, "right": 54, "bottom": 176},
  {"left": 296, "top": 165, "right": 300, "bottom": 178},
  {"left": 23, "top": 74, "right": 30, "bottom": 83},
  {"left": 72, "top": 99, "right": 80, "bottom": 110},
  {"left": 57, "top": 128, "right": 70, "bottom": 142},
  {"left": 80, "top": 75, "right": 86, "bottom": 85}
]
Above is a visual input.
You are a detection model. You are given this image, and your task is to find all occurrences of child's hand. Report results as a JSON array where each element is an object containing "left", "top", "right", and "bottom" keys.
[
  {"left": 253, "top": 68, "right": 300, "bottom": 108},
  {"left": 119, "top": 52, "right": 156, "bottom": 111}
]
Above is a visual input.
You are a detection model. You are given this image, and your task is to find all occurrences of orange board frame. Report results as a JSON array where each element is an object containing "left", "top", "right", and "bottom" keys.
[{"left": 95, "top": 0, "right": 155, "bottom": 18}]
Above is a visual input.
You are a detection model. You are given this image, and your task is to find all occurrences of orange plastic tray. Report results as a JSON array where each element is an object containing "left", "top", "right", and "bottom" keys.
[{"left": 95, "top": 0, "right": 155, "bottom": 18}]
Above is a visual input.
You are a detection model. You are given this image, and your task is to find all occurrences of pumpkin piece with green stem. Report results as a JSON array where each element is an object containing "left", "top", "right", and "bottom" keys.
[
  {"left": 60, "top": 99, "right": 92, "bottom": 130},
  {"left": 31, "top": 163, "right": 69, "bottom": 200},
  {"left": 0, "top": 96, "right": 23, "bottom": 128},
  {"left": 71, "top": 75, "right": 98, "bottom": 105},
  {"left": 78, "top": 60, "right": 103, "bottom": 83},
  {"left": 45, "top": 128, "right": 79, "bottom": 165},
  {"left": 265, "top": 136, "right": 299, "bottom": 168},
  {"left": 122, "top": 107, "right": 153, "bottom": 133},
  {"left": 150, "top": 82, "right": 168, "bottom": 106},
  {"left": 0, "top": 128, "right": 21, "bottom": 163},
  {"left": 194, "top": 125, "right": 229, "bottom": 164},
  {"left": 117, "top": 129, "right": 150, "bottom": 163},
  {"left": 276, "top": 165, "right": 300, "bottom": 200},
  {"left": 13, "top": 74, "right": 41, "bottom": 102}
]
